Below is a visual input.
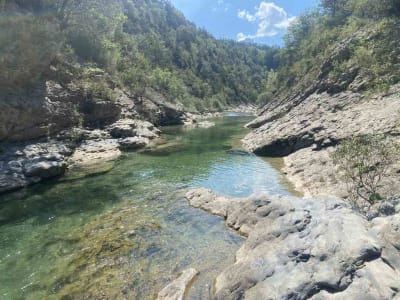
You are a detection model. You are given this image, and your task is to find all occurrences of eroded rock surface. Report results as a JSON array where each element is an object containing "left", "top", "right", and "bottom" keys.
[
  {"left": 0, "top": 142, "right": 72, "bottom": 194},
  {"left": 66, "top": 139, "right": 122, "bottom": 178},
  {"left": 186, "top": 188, "right": 400, "bottom": 300},
  {"left": 157, "top": 268, "right": 199, "bottom": 300},
  {"left": 243, "top": 88, "right": 400, "bottom": 156},
  {"left": 243, "top": 85, "right": 400, "bottom": 199},
  {"left": 0, "top": 117, "right": 161, "bottom": 193}
]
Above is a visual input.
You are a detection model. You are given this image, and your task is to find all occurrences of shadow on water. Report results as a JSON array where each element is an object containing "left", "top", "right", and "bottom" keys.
[
  {"left": 0, "top": 114, "right": 295, "bottom": 300},
  {"left": 0, "top": 176, "right": 120, "bottom": 226}
]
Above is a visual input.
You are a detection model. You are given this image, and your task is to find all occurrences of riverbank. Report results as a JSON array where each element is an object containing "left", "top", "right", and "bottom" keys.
[
  {"left": 185, "top": 188, "right": 400, "bottom": 299},
  {"left": 2, "top": 114, "right": 292, "bottom": 299},
  {"left": 0, "top": 103, "right": 257, "bottom": 195},
  {"left": 243, "top": 85, "right": 400, "bottom": 200},
  {"left": 0, "top": 119, "right": 160, "bottom": 194},
  {"left": 210, "top": 82, "right": 400, "bottom": 299}
]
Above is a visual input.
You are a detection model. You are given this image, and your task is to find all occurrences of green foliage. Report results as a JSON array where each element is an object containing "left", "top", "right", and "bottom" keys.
[
  {"left": 331, "top": 135, "right": 400, "bottom": 211},
  {"left": 83, "top": 80, "right": 116, "bottom": 102},
  {"left": 1, "top": 0, "right": 279, "bottom": 110},
  {"left": 80, "top": 67, "right": 116, "bottom": 101},
  {"left": 258, "top": 0, "right": 400, "bottom": 106},
  {"left": 0, "top": 13, "right": 62, "bottom": 89},
  {"left": 149, "top": 68, "right": 186, "bottom": 101},
  {"left": 118, "top": 0, "right": 279, "bottom": 109}
]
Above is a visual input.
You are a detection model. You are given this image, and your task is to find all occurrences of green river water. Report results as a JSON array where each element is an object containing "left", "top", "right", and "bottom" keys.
[{"left": 0, "top": 114, "right": 295, "bottom": 300}]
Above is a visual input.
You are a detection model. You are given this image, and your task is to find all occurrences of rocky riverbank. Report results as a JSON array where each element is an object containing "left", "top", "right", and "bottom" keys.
[
  {"left": 185, "top": 188, "right": 400, "bottom": 299},
  {"left": 243, "top": 85, "right": 400, "bottom": 199},
  {"left": 0, "top": 76, "right": 250, "bottom": 195},
  {"left": 0, "top": 118, "right": 160, "bottom": 194},
  {"left": 0, "top": 68, "right": 183, "bottom": 194}
]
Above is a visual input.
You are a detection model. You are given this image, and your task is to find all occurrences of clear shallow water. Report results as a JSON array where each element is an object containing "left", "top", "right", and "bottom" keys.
[{"left": 0, "top": 115, "right": 294, "bottom": 300}]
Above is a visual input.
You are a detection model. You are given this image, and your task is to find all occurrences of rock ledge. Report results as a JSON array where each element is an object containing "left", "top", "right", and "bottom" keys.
[{"left": 186, "top": 188, "right": 400, "bottom": 300}]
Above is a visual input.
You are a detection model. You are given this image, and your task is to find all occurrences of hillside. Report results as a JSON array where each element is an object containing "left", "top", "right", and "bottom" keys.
[{"left": 0, "top": 0, "right": 278, "bottom": 111}]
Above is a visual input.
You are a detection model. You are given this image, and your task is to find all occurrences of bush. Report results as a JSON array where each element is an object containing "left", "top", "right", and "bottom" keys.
[{"left": 331, "top": 134, "right": 399, "bottom": 212}]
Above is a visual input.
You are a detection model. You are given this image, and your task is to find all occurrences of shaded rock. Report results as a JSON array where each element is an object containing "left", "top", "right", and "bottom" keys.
[
  {"left": 226, "top": 150, "right": 252, "bottom": 156},
  {"left": 135, "top": 89, "right": 185, "bottom": 126},
  {"left": 0, "top": 81, "right": 82, "bottom": 142},
  {"left": 24, "top": 161, "right": 67, "bottom": 178},
  {"left": 79, "top": 98, "right": 121, "bottom": 126},
  {"left": 0, "top": 141, "right": 73, "bottom": 194},
  {"left": 0, "top": 174, "right": 26, "bottom": 194},
  {"left": 186, "top": 188, "right": 400, "bottom": 300},
  {"left": 157, "top": 268, "right": 199, "bottom": 300},
  {"left": 118, "top": 137, "right": 148, "bottom": 150},
  {"left": 109, "top": 119, "right": 137, "bottom": 138},
  {"left": 367, "top": 201, "right": 397, "bottom": 221}
]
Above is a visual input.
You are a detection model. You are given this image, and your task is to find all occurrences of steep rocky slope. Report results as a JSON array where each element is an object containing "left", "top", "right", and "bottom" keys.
[
  {"left": 243, "top": 85, "right": 400, "bottom": 198},
  {"left": 243, "top": 21, "right": 400, "bottom": 199}
]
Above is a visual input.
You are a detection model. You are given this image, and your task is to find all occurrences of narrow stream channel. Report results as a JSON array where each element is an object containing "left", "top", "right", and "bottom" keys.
[{"left": 0, "top": 114, "right": 295, "bottom": 299}]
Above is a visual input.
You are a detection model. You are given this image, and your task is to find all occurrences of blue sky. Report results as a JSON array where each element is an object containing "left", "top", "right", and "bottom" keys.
[{"left": 170, "top": 0, "right": 319, "bottom": 46}]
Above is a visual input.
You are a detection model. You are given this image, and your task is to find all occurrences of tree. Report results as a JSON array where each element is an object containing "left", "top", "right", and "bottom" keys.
[
  {"left": 320, "top": 0, "right": 348, "bottom": 17},
  {"left": 331, "top": 135, "right": 399, "bottom": 212}
]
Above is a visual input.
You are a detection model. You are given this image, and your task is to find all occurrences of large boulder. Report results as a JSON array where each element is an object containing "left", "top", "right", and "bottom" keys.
[
  {"left": 66, "top": 139, "right": 121, "bottom": 178},
  {"left": 135, "top": 89, "right": 185, "bottom": 126},
  {"left": 24, "top": 160, "right": 67, "bottom": 178},
  {"left": 186, "top": 189, "right": 400, "bottom": 299},
  {"left": 0, "top": 141, "right": 73, "bottom": 194},
  {"left": 108, "top": 119, "right": 160, "bottom": 140},
  {"left": 118, "top": 137, "right": 148, "bottom": 150}
]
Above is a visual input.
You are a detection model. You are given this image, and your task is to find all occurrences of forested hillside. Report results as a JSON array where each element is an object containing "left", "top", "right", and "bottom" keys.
[
  {"left": 0, "top": 0, "right": 279, "bottom": 111},
  {"left": 258, "top": 0, "right": 400, "bottom": 105}
]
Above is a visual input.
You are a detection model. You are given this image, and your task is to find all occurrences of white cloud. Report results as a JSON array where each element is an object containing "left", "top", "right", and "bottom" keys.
[
  {"left": 238, "top": 9, "right": 256, "bottom": 22},
  {"left": 237, "top": 2, "right": 296, "bottom": 42},
  {"left": 236, "top": 32, "right": 247, "bottom": 42}
]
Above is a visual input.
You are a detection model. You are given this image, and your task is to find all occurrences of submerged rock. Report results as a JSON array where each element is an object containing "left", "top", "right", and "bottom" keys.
[
  {"left": 183, "top": 120, "right": 216, "bottom": 129},
  {"left": 186, "top": 188, "right": 400, "bottom": 299},
  {"left": 157, "top": 268, "right": 199, "bottom": 300}
]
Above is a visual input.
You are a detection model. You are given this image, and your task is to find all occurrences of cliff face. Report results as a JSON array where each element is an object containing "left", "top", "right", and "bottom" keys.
[{"left": 243, "top": 26, "right": 400, "bottom": 200}]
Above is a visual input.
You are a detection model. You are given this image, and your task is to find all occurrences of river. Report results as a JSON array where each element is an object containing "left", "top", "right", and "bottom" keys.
[{"left": 0, "top": 114, "right": 295, "bottom": 299}]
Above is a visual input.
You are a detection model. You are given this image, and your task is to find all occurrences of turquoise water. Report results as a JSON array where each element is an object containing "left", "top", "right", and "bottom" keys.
[{"left": 0, "top": 114, "right": 294, "bottom": 299}]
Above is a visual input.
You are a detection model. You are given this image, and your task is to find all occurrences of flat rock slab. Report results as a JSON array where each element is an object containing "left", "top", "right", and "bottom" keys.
[
  {"left": 157, "top": 268, "right": 199, "bottom": 300},
  {"left": 67, "top": 139, "right": 121, "bottom": 178},
  {"left": 186, "top": 188, "right": 400, "bottom": 300},
  {"left": 243, "top": 89, "right": 400, "bottom": 156}
]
